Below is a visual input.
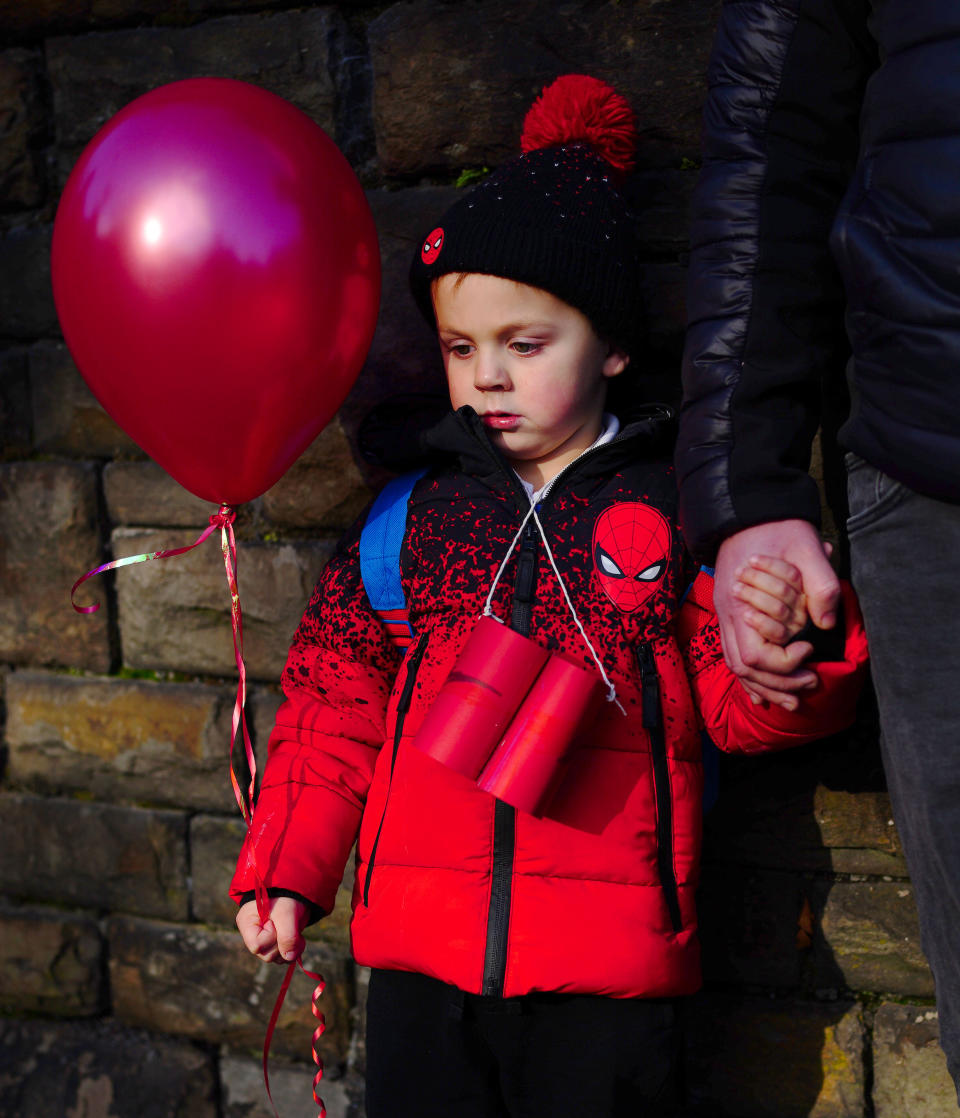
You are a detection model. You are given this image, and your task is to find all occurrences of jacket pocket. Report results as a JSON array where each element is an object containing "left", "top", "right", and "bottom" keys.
[
  {"left": 362, "top": 632, "right": 428, "bottom": 907},
  {"left": 635, "top": 640, "right": 682, "bottom": 934}
]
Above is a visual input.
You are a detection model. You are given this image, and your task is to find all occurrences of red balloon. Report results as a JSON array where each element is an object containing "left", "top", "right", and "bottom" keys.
[{"left": 52, "top": 78, "right": 380, "bottom": 505}]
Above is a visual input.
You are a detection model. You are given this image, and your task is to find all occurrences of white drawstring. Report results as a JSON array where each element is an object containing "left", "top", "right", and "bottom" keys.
[
  {"left": 483, "top": 501, "right": 538, "bottom": 620},
  {"left": 483, "top": 496, "right": 625, "bottom": 714}
]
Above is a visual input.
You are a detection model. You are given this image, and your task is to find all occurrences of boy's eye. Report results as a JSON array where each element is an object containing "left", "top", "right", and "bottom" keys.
[
  {"left": 449, "top": 344, "right": 473, "bottom": 358},
  {"left": 511, "top": 341, "right": 541, "bottom": 355}
]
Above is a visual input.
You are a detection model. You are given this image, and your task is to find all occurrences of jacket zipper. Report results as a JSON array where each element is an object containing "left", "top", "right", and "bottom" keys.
[
  {"left": 635, "top": 640, "right": 683, "bottom": 934},
  {"left": 362, "top": 633, "right": 428, "bottom": 907},
  {"left": 480, "top": 518, "right": 539, "bottom": 995}
]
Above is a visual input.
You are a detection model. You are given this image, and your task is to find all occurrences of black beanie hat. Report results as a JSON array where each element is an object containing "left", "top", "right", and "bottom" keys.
[{"left": 409, "top": 74, "right": 642, "bottom": 353}]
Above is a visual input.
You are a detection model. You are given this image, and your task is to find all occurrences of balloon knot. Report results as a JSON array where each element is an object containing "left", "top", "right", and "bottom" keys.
[{"left": 211, "top": 504, "right": 237, "bottom": 528}]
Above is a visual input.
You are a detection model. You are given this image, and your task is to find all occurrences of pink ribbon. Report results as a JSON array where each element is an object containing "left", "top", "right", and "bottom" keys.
[{"left": 72, "top": 506, "right": 326, "bottom": 1117}]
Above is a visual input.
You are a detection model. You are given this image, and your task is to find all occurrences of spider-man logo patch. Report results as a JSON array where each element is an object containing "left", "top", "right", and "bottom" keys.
[
  {"left": 421, "top": 227, "right": 444, "bottom": 265},
  {"left": 592, "top": 502, "right": 671, "bottom": 614}
]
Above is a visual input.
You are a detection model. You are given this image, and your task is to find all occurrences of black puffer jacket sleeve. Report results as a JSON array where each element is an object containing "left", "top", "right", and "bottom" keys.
[{"left": 676, "top": 0, "right": 877, "bottom": 562}]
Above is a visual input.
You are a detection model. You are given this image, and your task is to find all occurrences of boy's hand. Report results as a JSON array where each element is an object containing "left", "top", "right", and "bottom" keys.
[
  {"left": 714, "top": 522, "right": 839, "bottom": 710},
  {"left": 734, "top": 555, "right": 809, "bottom": 646},
  {"left": 236, "top": 896, "right": 309, "bottom": 964}
]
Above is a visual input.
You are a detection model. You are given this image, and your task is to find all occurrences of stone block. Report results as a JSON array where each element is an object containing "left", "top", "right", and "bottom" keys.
[
  {"left": 260, "top": 417, "right": 372, "bottom": 533},
  {"left": 0, "top": 0, "right": 289, "bottom": 40},
  {"left": 0, "top": 1017, "right": 217, "bottom": 1118},
  {"left": 0, "top": 48, "right": 45, "bottom": 211},
  {"left": 221, "top": 1054, "right": 354, "bottom": 1118},
  {"left": 103, "top": 459, "right": 225, "bottom": 527},
  {"left": 191, "top": 813, "right": 250, "bottom": 927},
  {"left": 0, "top": 223, "right": 58, "bottom": 338},
  {"left": 0, "top": 345, "right": 31, "bottom": 458},
  {"left": 684, "top": 994, "right": 865, "bottom": 1118},
  {"left": 814, "top": 880, "right": 933, "bottom": 997},
  {"left": 0, "top": 903, "right": 104, "bottom": 1016},
  {"left": 108, "top": 915, "right": 354, "bottom": 1065},
  {"left": 0, "top": 792, "right": 189, "bottom": 919},
  {"left": 5, "top": 669, "right": 247, "bottom": 811},
  {"left": 369, "top": 0, "right": 718, "bottom": 177},
  {"left": 697, "top": 866, "right": 804, "bottom": 988},
  {"left": 0, "top": 461, "right": 111, "bottom": 672},
  {"left": 113, "top": 527, "right": 334, "bottom": 680},
  {"left": 30, "top": 339, "right": 141, "bottom": 457},
  {"left": 190, "top": 812, "right": 356, "bottom": 946},
  {"left": 873, "top": 1003, "right": 957, "bottom": 1118},
  {"left": 705, "top": 771, "right": 907, "bottom": 877},
  {"left": 48, "top": 10, "right": 341, "bottom": 185},
  {"left": 812, "top": 786, "right": 906, "bottom": 876}
]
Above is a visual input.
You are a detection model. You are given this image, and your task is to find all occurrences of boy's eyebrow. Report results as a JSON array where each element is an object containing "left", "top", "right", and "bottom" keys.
[{"left": 437, "top": 321, "right": 555, "bottom": 337}]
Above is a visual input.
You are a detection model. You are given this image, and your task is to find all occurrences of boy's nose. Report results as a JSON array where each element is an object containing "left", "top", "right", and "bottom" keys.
[{"left": 474, "top": 349, "right": 510, "bottom": 390}]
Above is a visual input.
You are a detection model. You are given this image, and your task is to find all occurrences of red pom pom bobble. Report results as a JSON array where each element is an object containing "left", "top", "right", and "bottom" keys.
[{"left": 521, "top": 74, "right": 637, "bottom": 178}]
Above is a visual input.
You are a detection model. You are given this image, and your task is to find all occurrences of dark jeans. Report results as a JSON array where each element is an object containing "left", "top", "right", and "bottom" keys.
[
  {"left": 847, "top": 452, "right": 960, "bottom": 1097},
  {"left": 364, "top": 968, "right": 681, "bottom": 1118}
]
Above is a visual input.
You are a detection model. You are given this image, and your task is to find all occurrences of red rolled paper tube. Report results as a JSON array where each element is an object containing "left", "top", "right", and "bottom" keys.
[
  {"left": 411, "top": 615, "right": 550, "bottom": 779},
  {"left": 477, "top": 653, "right": 602, "bottom": 816}
]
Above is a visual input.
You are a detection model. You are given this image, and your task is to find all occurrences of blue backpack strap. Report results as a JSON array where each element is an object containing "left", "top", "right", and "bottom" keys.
[{"left": 359, "top": 467, "right": 428, "bottom": 650}]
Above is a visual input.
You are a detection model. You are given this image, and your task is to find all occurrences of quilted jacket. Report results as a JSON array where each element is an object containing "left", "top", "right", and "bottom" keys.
[
  {"left": 232, "top": 406, "right": 867, "bottom": 999},
  {"left": 677, "top": 0, "right": 960, "bottom": 560}
]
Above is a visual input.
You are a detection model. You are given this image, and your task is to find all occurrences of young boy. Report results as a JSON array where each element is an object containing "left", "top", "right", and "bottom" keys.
[{"left": 233, "top": 75, "right": 867, "bottom": 1117}]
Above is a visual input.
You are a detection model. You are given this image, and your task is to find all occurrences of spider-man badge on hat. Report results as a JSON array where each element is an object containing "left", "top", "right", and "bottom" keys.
[{"left": 421, "top": 227, "right": 444, "bottom": 265}]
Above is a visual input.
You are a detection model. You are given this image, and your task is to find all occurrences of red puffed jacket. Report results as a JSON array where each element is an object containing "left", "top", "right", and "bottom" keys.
[{"left": 231, "top": 407, "right": 868, "bottom": 999}]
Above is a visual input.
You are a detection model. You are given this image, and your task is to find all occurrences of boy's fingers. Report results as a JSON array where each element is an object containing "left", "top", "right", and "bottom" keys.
[
  {"left": 741, "top": 607, "right": 790, "bottom": 645},
  {"left": 739, "top": 636, "right": 817, "bottom": 682},
  {"left": 745, "top": 555, "right": 803, "bottom": 588},
  {"left": 739, "top": 678, "right": 814, "bottom": 710},
  {"left": 271, "top": 897, "right": 309, "bottom": 962},
  {"left": 734, "top": 581, "right": 796, "bottom": 624},
  {"left": 238, "top": 918, "right": 277, "bottom": 958},
  {"left": 736, "top": 656, "right": 818, "bottom": 695},
  {"left": 736, "top": 569, "right": 804, "bottom": 612}
]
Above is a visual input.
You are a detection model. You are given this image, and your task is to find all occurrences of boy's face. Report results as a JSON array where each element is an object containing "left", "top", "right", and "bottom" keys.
[{"left": 432, "top": 274, "right": 628, "bottom": 489}]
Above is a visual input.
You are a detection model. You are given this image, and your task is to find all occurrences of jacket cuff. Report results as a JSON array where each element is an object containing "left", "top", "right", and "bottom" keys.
[{"left": 235, "top": 887, "right": 325, "bottom": 926}]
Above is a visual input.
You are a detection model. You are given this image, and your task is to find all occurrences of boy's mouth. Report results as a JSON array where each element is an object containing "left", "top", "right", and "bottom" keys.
[{"left": 482, "top": 413, "right": 521, "bottom": 431}]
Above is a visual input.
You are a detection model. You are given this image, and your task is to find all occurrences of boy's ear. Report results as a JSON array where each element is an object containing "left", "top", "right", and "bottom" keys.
[{"left": 602, "top": 345, "right": 630, "bottom": 380}]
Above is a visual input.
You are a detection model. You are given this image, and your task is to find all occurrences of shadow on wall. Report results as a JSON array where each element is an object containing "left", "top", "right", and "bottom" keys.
[{"left": 684, "top": 688, "right": 889, "bottom": 1117}]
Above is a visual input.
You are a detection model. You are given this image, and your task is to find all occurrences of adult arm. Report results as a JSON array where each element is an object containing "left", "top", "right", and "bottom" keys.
[{"left": 676, "top": 0, "right": 877, "bottom": 693}]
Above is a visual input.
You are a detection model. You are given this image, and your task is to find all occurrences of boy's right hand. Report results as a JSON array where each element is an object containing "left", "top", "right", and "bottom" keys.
[
  {"left": 733, "top": 554, "right": 811, "bottom": 646},
  {"left": 236, "top": 896, "right": 309, "bottom": 964}
]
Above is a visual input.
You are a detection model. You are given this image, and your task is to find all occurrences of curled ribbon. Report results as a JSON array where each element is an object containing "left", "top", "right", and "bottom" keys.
[
  {"left": 71, "top": 506, "right": 257, "bottom": 821},
  {"left": 72, "top": 506, "right": 326, "bottom": 1117}
]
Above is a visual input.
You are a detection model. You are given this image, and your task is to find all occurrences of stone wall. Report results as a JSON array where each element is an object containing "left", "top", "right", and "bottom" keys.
[{"left": 0, "top": 2, "right": 954, "bottom": 1116}]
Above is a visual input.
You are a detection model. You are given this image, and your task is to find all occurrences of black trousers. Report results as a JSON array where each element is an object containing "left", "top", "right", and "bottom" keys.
[{"left": 365, "top": 969, "right": 682, "bottom": 1118}]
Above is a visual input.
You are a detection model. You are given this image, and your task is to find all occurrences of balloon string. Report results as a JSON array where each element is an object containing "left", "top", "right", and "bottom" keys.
[
  {"left": 70, "top": 505, "right": 259, "bottom": 824},
  {"left": 71, "top": 506, "right": 326, "bottom": 1116},
  {"left": 260, "top": 960, "right": 327, "bottom": 1118},
  {"left": 215, "top": 515, "right": 327, "bottom": 1117},
  {"left": 71, "top": 511, "right": 226, "bottom": 615}
]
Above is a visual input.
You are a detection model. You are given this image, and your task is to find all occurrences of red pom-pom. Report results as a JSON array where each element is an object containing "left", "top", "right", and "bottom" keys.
[{"left": 521, "top": 74, "right": 637, "bottom": 177}]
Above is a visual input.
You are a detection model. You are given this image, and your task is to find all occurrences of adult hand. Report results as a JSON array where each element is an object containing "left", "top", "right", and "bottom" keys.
[
  {"left": 236, "top": 896, "right": 309, "bottom": 964},
  {"left": 714, "top": 519, "right": 841, "bottom": 709}
]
